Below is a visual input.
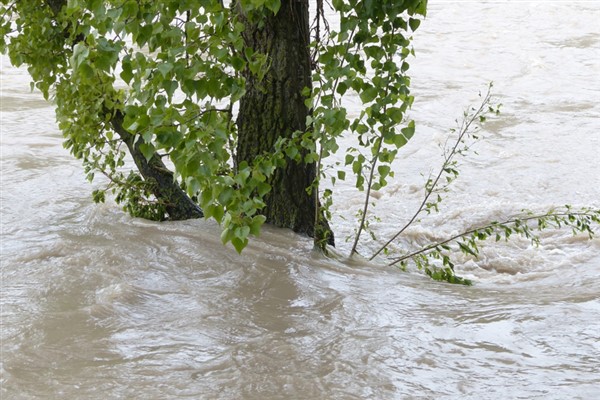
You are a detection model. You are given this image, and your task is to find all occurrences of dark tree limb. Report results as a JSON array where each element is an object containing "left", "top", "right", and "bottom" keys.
[
  {"left": 45, "top": 0, "right": 202, "bottom": 221},
  {"left": 110, "top": 112, "right": 203, "bottom": 220}
]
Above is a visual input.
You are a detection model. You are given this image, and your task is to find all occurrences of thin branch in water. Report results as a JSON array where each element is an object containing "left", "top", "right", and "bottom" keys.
[
  {"left": 387, "top": 209, "right": 600, "bottom": 267},
  {"left": 350, "top": 136, "right": 382, "bottom": 255},
  {"left": 370, "top": 83, "right": 495, "bottom": 260},
  {"left": 350, "top": 37, "right": 396, "bottom": 255}
]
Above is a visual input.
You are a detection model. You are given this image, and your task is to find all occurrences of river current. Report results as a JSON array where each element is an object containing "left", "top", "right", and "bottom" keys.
[{"left": 1, "top": 1, "right": 599, "bottom": 399}]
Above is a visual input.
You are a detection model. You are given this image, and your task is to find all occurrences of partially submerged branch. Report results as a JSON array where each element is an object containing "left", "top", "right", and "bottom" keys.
[
  {"left": 371, "top": 83, "right": 499, "bottom": 260},
  {"left": 111, "top": 111, "right": 203, "bottom": 220},
  {"left": 388, "top": 207, "right": 600, "bottom": 280}
]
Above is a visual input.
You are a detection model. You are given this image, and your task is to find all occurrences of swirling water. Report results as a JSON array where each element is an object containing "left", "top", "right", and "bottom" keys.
[{"left": 1, "top": 1, "right": 599, "bottom": 399}]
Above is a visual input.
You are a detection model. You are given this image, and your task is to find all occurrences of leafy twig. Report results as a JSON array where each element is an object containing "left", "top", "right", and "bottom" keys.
[
  {"left": 370, "top": 83, "right": 497, "bottom": 260},
  {"left": 388, "top": 208, "right": 600, "bottom": 268}
]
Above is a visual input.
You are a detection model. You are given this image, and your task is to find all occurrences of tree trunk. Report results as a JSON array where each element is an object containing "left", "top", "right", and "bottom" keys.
[{"left": 236, "top": 1, "right": 334, "bottom": 246}]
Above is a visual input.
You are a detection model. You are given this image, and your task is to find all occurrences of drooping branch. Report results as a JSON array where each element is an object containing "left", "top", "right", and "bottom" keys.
[
  {"left": 42, "top": 0, "right": 202, "bottom": 220},
  {"left": 110, "top": 111, "right": 203, "bottom": 220}
]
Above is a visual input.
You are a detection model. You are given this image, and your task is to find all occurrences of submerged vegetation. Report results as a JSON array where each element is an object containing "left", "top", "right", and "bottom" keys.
[
  {"left": 357, "top": 84, "right": 599, "bottom": 284},
  {"left": 1, "top": 0, "right": 598, "bottom": 284}
]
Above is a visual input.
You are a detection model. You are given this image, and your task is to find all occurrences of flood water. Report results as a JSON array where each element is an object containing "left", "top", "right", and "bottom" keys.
[{"left": 1, "top": 1, "right": 600, "bottom": 399}]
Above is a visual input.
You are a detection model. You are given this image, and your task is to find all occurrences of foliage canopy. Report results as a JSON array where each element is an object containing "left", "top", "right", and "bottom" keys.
[{"left": 0, "top": 0, "right": 427, "bottom": 250}]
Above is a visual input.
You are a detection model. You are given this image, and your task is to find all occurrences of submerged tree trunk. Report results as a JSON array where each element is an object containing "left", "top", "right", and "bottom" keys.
[{"left": 236, "top": 1, "right": 334, "bottom": 246}]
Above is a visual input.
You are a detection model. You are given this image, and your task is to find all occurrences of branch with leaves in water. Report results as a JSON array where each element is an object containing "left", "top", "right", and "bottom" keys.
[
  {"left": 358, "top": 83, "right": 599, "bottom": 284},
  {"left": 370, "top": 82, "right": 500, "bottom": 260},
  {"left": 387, "top": 207, "right": 600, "bottom": 285}
]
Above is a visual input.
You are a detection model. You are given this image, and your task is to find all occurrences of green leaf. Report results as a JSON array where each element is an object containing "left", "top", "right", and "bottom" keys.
[
  {"left": 401, "top": 120, "right": 415, "bottom": 140},
  {"left": 78, "top": 63, "right": 94, "bottom": 79},
  {"left": 344, "top": 155, "right": 353, "bottom": 166},
  {"left": 231, "top": 56, "right": 245, "bottom": 71},
  {"left": 164, "top": 80, "right": 178, "bottom": 99},
  {"left": 336, "top": 81, "right": 348, "bottom": 96},
  {"left": 257, "top": 182, "right": 271, "bottom": 197},
  {"left": 393, "top": 133, "right": 407, "bottom": 148},
  {"left": 377, "top": 165, "right": 391, "bottom": 178},
  {"left": 120, "top": 54, "right": 134, "bottom": 83},
  {"left": 249, "top": 215, "right": 266, "bottom": 236},
  {"left": 458, "top": 242, "right": 477, "bottom": 257},
  {"left": 71, "top": 43, "right": 89, "bottom": 69},
  {"left": 352, "top": 159, "right": 362, "bottom": 174},
  {"left": 409, "top": 18, "right": 421, "bottom": 31},
  {"left": 265, "top": 0, "right": 281, "bottom": 14},
  {"left": 157, "top": 62, "right": 173, "bottom": 78},
  {"left": 205, "top": 204, "right": 225, "bottom": 222},
  {"left": 360, "top": 86, "right": 378, "bottom": 103},
  {"left": 386, "top": 107, "right": 404, "bottom": 124},
  {"left": 92, "top": 189, "right": 105, "bottom": 203},
  {"left": 235, "top": 225, "right": 251, "bottom": 239},
  {"left": 221, "top": 226, "right": 235, "bottom": 244},
  {"left": 186, "top": 177, "right": 200, "bottom": 195},
  {"left": 218, "top": 187, "right": 234, "bottom": 205},
  {"left": 138, "top": 143, "right": 155, "bottom": 162},
  {"left": 354, "top": 123, "right": 369, "bottom": 134},
  {"left": 231, "top": 237, "right": 248, "bottom": 254}
]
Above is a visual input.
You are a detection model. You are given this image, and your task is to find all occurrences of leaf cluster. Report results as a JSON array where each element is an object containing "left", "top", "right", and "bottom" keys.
[
  {"left": 1, "top": 0, "right": 430, "bottom": 252},
  {"left": 306, "top": 0, "right": 427, "bottom": 253},
  {"left": 360, "top": 86, "right": 598, "bottom": 284},
  {"left": 1, "top": 0, "right": 283, "bottom": 251}
]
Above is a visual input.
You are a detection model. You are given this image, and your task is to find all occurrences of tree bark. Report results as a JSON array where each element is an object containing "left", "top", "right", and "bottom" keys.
[{"left": 236, "top": 1, "right": 334, "bottom": 245}]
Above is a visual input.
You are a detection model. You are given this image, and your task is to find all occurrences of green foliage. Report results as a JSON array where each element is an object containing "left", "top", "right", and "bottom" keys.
[
  {"left": 1, "top": 0, "right": 275, "bottom": 250},
  {"left": 391, "top": 207, "right": 600, "bottom": 285},
  {"left": 362, "top": 87, "right": 599, "bottom": 285},
  {"left": 371, "top": 84, "right": 500, "bottom": 261},
  {"left": 307, "top": 0, "right": 427, "bottom": 254},
  {"left": 0, "top": 0, "right": 427, "bottom": 253}
]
